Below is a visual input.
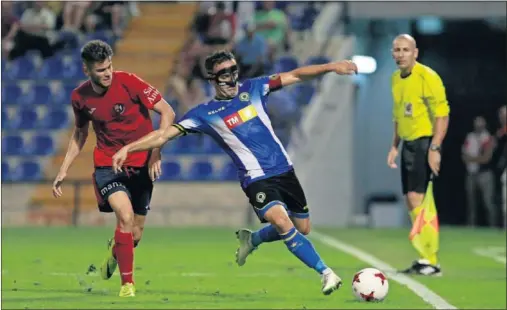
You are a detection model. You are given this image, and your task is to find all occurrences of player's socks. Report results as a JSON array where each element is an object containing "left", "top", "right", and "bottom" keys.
[
  {"left": 281, "top": 227, "right": 327, "bottom": 274},
  {"left": 251, "top": 224, "right": 281, "bottom": 247},
  {"left": 114, "top": 228, "right": 134, "bottom": 285}
]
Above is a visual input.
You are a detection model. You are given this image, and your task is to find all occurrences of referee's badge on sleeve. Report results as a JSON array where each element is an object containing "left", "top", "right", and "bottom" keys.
[{"left": 404, "top": 102, "right": 413, "bottom": 117}]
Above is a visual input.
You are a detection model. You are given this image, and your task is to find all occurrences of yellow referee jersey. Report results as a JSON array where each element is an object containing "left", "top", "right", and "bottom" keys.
[{"left": 391, "top": 62, "right": 450, "bottom": 141}]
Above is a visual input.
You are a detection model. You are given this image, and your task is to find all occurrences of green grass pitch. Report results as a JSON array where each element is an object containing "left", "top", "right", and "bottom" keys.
[{"left": 1, "top": 227, "right": 505, "bottom": 309}]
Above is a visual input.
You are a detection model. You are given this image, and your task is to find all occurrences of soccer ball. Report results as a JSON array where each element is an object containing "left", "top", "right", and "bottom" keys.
[{"left": 352, "top": 268, "right": 389, "bottom": 302}]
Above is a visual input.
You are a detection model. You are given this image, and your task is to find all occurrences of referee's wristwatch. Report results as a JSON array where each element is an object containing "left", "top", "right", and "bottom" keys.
[{"left": 429, "top": 144, "right": 441, "bottom": 152}]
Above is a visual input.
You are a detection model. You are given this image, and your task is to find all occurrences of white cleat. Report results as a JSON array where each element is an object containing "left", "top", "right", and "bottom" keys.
[
  {"left": 321, "top": 268, "right": 342, "bottom": 295},
  {"left": 235, "top": 229, "right": 257, "bottom": 266}
]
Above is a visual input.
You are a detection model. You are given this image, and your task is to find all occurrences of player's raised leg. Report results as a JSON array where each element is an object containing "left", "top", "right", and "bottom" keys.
[
  {"left": 108, "top": 191, "right": 136, "bottom": 297},
  {"left": 263, "top": 203, "right": 341, "bottom": 295}
]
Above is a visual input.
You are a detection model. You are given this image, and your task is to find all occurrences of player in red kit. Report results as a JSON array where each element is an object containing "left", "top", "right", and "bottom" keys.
[{"left": 52, "top": 40, "right": 175, "bottom": 297}]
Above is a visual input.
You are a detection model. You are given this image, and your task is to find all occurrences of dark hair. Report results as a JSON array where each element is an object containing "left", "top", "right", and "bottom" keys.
[
  {"left": 204, "top": 50, "right": 235, "bottom": 77},
  {"left": 81, "top": 40, "right": 114, "bottom": 65}
]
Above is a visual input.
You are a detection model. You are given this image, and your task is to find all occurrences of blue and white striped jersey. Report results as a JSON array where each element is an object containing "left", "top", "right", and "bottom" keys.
[{"left": 173, "top": 75, "right": 293, "bottom": 188}]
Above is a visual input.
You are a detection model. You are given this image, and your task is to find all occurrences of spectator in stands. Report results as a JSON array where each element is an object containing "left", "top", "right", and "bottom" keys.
[
  {"left": 8, "top": 2, "right": 66, "bottom": 60},
  {"left": 62, "top": 1, "right": 91, "bottom": 32},
  {"left": 234, "top": 23, "right": 268, "bottom": 80},
  {"left": 205, "top": 1, "right": 236, "bottom": 45},
  {"left": 493, "top": 105, "right": 507, "bottom": 227},
  {"left": 1, "top": 1, "right": 20, "bottom": 59},
  {"left": 85, "top": 2, "right": 126, "bottom": 36},
  {"left": 254, "top": 1, "right": 289, "bottom": 59},
  {"left": 462, "top": 116, "right": 497, "bottom": 227},
  {"left": 167, "top": 59, "right": 208, "bottom": 115}
]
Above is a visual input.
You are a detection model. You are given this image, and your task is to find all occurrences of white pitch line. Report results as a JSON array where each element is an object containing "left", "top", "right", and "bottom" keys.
[
  {"left": 473, "top": 247, "right": 506, "bottom": 265},
  {"left": 312, "top": 231, "right": 457, "bottom": 310}
]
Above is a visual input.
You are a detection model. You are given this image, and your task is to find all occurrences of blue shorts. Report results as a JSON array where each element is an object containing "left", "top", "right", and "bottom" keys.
[{"left": 92, "top": 166, "right": 153, "bottom": 216}]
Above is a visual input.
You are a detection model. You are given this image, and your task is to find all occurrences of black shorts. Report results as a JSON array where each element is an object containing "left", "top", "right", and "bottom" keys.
[
  {"left": 92, "top": 166, "right": 153, "bottom": 216},
  {"left": 401, "top": 136, "right": 432, "bottom": 194},
  {"left": 243, "top": 169, "right": 309, "bottom": 223}
]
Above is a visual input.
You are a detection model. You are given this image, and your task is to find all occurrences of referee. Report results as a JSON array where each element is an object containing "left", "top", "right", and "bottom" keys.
[{"left": 387, "top": 34, "right": 450, "bottom": 276}]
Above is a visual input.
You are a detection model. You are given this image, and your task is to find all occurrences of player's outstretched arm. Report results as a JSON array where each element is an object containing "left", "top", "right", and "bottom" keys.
[
  {"left": 279, "top": 60, "right": 358, "bottom": 87},
  {"left": 112, "top": 126, "right": 183, "bottom": 173},
  {"left": 53, "top": 123, "right": 89, "bottom": 197}
]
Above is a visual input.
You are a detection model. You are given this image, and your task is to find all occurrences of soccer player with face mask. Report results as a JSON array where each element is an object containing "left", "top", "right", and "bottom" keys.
[{"left": 112, "top": 50, "right": 357, "bottom": 294}]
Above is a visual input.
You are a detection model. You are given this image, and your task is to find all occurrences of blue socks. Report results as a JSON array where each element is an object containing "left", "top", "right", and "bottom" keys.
[
  {"left": 250, "top": 225, "right": 328, "bottom": 274},
  {"left": 282, "top": 227, "right": 328, "bottom": 274},
  {"left": 251, "top": 224, "right": 280, "bottom": 247}
]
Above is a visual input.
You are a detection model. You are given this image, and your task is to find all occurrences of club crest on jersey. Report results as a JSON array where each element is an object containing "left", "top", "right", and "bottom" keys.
[
  {"left": 239, "top": 92, "right": 250, "bottom": 102},
  {"left": 112, "top": 103, "right": 125, "bottom": 117},
  {"left": 223, "top": 105, "right": 258, "bottom": 129},
  {"left": 404, "top": 102, "right": 413, "bottom": 117}
]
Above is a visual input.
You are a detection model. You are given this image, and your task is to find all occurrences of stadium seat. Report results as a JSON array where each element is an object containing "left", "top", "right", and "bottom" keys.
[
  {"left": 26, "top": 135, "right": 55, "bottom": 156},
  {"left": 37, "top": 56, "right": 64, "bottom": 79},
  {"left": 40, "top": 108, "right": 69, "bottom": 129},
  {"left": 174, "top": 135, "right": 203, "bottom": 154},
  {"left": 3, "top": 84, "right": 22, "bottom": 105},
  {"left": 1, "top": 110, "right": 10, "bottom": 130},
  {"left": 159, "top": 162, "right": 182, "bottom": 180},
  {"left": 4, "top": 56, "right": 36, "bottom": 80},
  {"left": 18, "top": 108, "right": 39, "bottom": 129},
  {"left": 32, "top": 85, "right": 52, "bottom": 105},
  {"left": 188, "top": 161, "right": 214, "bottom": 180},
  {"left": 219, "top": 162, "right": 238, "bottom": 181},
  {"left": 14, "top": 161, "right": 42, "bottom": 181},
  {"left": 2, "top": 135, "right": 24, "bottom": 156},
  {"left": 305, "top": 56, "right": 331, "bottom": 66},
  {"left": 292, "top": 84, "right": 315, "bottom": 106},
  {"left": 274, "top": 56, "right": 299, "bottom": 72},
  {"left": 1, "top": 161, "right": 11, "bottom": 181},
  {"left": 201, "top": 136, "right": 222, "bottom": 154}
]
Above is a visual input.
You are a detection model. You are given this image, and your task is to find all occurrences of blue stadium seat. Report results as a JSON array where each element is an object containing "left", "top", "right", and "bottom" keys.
[
  {"left": 32, "top": 85, "right": 52, "bottom": 105},
  {"left": 14, "top": 161, "right": 42, "bottom": 181},
  {"left": 3, "top": 84, "right": 22, "bottom": 105},
  {"left": 305, "top": 56, "right": 331, "bottom": 66},
  {"left": 1, "top": 161, "right": 11, "bottom": 181},
  {"left": 159, "top": 162, "right": 182, "bottom": 180},
  {"left": 26, "top": 135, "right": 55, "bottom": 156},
  {"left": 37, "top": 56, "right": 64, "bottom": 79},
  {"left": 40, "top": 108, "right": 69, "bottom": 129},
  {"left": 2, "top": 135, "right": 24, "bottom": 156},
  {"left": 1, "top": 110, "right": 10, "bottom": 130},
  {"left": 174, "top": 135, "right": 203, "bottom": 154},
  {"left": 4, "top": 56, "right": 36, "bottom": 80},
  {"left": 18, "top": 108, "right": 39, "bottom": 129},
  {"left": 219, "top": 162, "right": 238, "bottom": 181},
  {"left": 202, "top": 136, "right": 222, "bottom": 154},
  {"left": 188, "top": 161, "right": 214, "bottom": 180},
  {"left": 292, "top": 84, "right": 315, "bottom": 106},
  {"left": 274, "top": 56, "right": 298, "bottom": 72},
  {"left": 64, "top": 57, "right": 85, "bottom": 80}
]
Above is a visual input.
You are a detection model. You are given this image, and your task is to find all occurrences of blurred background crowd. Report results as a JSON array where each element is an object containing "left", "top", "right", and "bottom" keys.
[{"left": 1, "top": 1, "right": 506, "bottom": 229}]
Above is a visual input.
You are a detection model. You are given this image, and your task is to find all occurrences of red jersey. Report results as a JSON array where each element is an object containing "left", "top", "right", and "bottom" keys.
[{"left": 71, "top": 71, "right": 162, "bottom": 167}]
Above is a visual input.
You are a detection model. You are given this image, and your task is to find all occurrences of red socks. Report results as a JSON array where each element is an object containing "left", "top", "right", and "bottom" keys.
[{"left": 113, "top": 227, "right": 134, "bottom": 285}]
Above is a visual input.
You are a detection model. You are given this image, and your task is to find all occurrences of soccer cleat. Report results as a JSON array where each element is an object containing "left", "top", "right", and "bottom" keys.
[
  {"left": 400, "top": 259, "right": 442, "bottom": 276},
  {"left": 100, "top": 238, "right": 118, "bottom": 280},
  {"left": 119, "top": 282, "right": 136, "bottom": 297},
  {"left": 235, "top": 229, "right": 257, "bottom": 266},
  {"left": 321, "top": 268, "right": 342, "bottom": 295}
]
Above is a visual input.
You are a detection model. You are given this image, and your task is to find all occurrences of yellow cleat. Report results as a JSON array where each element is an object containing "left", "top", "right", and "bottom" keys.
[
  {"left": 119, "top": 282, "right": 136, "bottom": 297},
  {"left": 100, "top": 238, "right": 117, "bottom": 280}
]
